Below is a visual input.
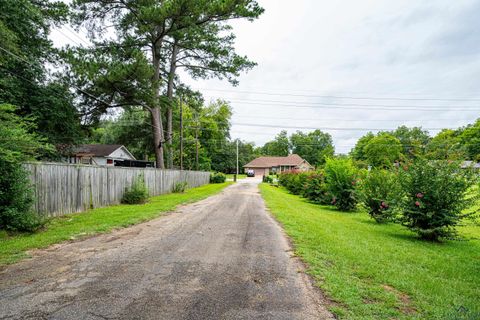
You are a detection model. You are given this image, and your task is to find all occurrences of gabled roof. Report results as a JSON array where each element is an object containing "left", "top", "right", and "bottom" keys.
[
  {"left": 244, "top": 154, "right": 312, "bottom": 168},
  {"left": 72, "top": 144, "right": 132, "bottom": 158}
]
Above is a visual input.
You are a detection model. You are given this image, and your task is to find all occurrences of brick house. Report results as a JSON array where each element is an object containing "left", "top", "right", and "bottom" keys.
[{"left": 243, "top": 154, "right": 314, "bottom": 177}]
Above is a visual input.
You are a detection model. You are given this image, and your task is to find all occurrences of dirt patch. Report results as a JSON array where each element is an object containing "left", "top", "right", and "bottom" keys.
[{"left": 382, "top": 284, "right": 417, "bottom": 315}]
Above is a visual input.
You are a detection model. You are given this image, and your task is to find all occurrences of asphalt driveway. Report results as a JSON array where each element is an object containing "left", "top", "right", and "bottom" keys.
[{"left": 0, "top": 179, "right": 332, "bottom": 320}]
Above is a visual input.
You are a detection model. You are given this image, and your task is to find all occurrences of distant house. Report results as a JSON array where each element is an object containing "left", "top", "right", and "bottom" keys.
[
  {"left": 67, "top": 144, "right": 138, "bottom": 166},
  {"left": 243, "top": 154, "right": 314, "bottom": 176}
]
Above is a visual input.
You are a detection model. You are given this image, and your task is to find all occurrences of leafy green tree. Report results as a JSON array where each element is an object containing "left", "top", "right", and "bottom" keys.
[
  {"left": 458, "top": 119, "right": 480, "bottom": 161},
  {"left": 425, "top": 129, "right": 465, "bottom": 160},
  {"left": 390, "top": 126, "right": 430, "bottom": 158},
  {"left": 324, "top": 158, "right": 359, "bottom": 211},
  {"left": 359, "top": 169, "right": 403, "bottom": 223},
  {"left": 262, "top": 130, "right": 290, "bottom": 156},
  {"left": 290, "top": 130, "right": 334, "bottom": 166},
  {"left": 399, "top": 159, "right": 478, "bottom": 241},
  {"left": 162, "top": 21, "right": 258, "bottom": 168},
  {"left": 0, "top": 0, "right": 81, "bottom": 148},
  {"left": 90, "top": 108, "right": 155, "bottom": 160},
  {"left": 69, "top": 0, "right": 263, "bottom": 168},
  {"left": 364, "top": 133, "right": 403, "bottom": 168},
  {"left": 0, "top": 104, "right": 50, "bottom": 231},
  {"left": 350, "top": 132, "right": 375, "bottom": 161}
]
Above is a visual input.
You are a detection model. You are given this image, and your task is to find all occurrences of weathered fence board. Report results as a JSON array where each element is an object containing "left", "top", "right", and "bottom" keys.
[{"left": 24, "top": 162, "right": 211, "bottom": 217}]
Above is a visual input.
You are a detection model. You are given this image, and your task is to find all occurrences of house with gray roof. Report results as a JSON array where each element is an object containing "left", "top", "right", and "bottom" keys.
[
  {"left": 243, "top": 154, "right": 314, "bottom": 177},
  {"left": 67, "top": 144, "right": 136, "bottom": 166}
]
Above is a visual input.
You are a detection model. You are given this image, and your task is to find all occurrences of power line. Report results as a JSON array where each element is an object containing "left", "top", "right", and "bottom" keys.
[
  {"left": 53, "top": 27, "right": 84, "bottom": 47},
  {"left": 231, "top": 115, "right": 473, "bottom": 123},
  {"left": 0, "top": 45, "right": 123, "bottom": 112},
  {"left": 203, "top": 96, "right": 480, "bottom": 109},
  {"left": 232, "top": 122, "right": 451, "bottom": 131},
  {"left": 63, "top": 26, "right": 91, "bottom": 46},
  {"left": 222, "top": 100, "right": 479, "bottom": 112},
  {"left": 197, "top": 88, "right": 480, "bottom": 102}
]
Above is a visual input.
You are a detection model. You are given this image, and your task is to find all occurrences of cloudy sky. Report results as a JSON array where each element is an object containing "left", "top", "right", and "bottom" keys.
[{"left": 52, "top": 0, "right": 480, "bottom": 153}]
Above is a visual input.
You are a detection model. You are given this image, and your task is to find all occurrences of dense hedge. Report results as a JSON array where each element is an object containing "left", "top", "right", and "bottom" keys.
[
  {"left": 302, "top": 171, "right": 331, "bottom": 205},
  {"left": 276, "top": 157, "right": 479, "bottom": 241},
  {"left": 324, "top": 158, "right": 359, "bottom": 211},
  {"left": 359, "top": 169, "right": 402, "bottom": 223}
]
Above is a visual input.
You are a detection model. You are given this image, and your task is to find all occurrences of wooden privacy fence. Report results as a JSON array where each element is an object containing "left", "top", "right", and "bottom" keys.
[{"left": 24, "top": 162, "right": 211, "bottom": 217}]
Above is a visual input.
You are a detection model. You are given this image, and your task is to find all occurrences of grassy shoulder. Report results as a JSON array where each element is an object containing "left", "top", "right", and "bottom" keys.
[
  {"left": 259, "top": 183, "right": 480, "bottom": 320},
  {"left": 0, "top": 182, "right": 232, "bottom": 267}
]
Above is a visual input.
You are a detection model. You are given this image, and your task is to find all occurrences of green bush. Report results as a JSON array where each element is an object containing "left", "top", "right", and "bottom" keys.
[
  {"left": 121, "top": 175, "right": 149, "bottom": 204},
  {"left": 0, "top": 104, "right": 49, "bottom": 232},
  {"left": 302, "top": 171, "right": 331, "bottom": 205},
  {"left": 172, "top": 181, "right": 188, "bottom": 193},
  {"left": 324, "top": 158, "right": 359, "bottom": 211},
  {"left": 399, "top": 159, "right": 478, "bottom": 241},
  {"left": 0, "top": 160, "right": 44, "bottom": 232},
  {"left": 359, "top": 169, "right": 403, "bottom": 223},
  {"left": 278, "top": 171, "right": 308, "bottom": 195},
  {"left": 263, "top": 175, "right": 273, "bottom": 183},
  {"left": 210, "top": 172, "right": 226, "bottom": 183}
]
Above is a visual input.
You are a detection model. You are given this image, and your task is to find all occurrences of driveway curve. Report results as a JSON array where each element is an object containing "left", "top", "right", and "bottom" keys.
[{"left": 0, "top": 179, "right": 332, "bottom": 320}]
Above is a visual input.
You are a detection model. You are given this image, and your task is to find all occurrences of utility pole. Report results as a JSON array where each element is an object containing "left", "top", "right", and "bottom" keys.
[
  {"left": 179, "top": 96, "right": 183, "bottom": 171},
  {"left": 195, "top": 113, "right": 199, "bottom": 171},
  {"left": 236, "top": 139, "right": 239, "bottom": 176}
]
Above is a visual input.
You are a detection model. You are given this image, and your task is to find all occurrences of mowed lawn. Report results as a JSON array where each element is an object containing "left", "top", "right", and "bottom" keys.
[
  {"left": 259, "top": 184, "right": 480, "bottom": 320},
  {"left": 0, "top": 182, "right": 232, "bottom": 267}
]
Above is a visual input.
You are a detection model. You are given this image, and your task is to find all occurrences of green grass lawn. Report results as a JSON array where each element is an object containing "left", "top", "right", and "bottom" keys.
[
  {"left": 0, "top": 182, "right": 231, "bottom": 267},
  {"left": 225, "top": 173, "right": 247, "bottom": 180},
  {"left": 259, "top": 184, "right": 480, "bottom": 320}
]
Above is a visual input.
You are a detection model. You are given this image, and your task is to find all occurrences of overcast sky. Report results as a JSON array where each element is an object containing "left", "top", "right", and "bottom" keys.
[{"left": 52, "top": 0, "right": 480, "bottom": 153}]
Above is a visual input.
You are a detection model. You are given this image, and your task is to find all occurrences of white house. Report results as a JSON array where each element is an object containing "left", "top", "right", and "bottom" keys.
[{"left": 67, "top": 144, "right": 136, "bottom": 166}]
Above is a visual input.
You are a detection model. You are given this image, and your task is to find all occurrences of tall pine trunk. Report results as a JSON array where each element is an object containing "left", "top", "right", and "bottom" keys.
[
  {"left": 150, "top": 107, "right": 165, "bottom": 169},
  {"left": 151, "top": 36, "right": 165, "bottom": 169},
  {"left": 166, "top": 42, "right": 179, "bottom": 169}
]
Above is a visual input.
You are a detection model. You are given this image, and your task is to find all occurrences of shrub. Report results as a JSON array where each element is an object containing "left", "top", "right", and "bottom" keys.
[
  {"left": 399, "top": 159, "right": 478, "bottom": 241},
  {"left": 121, "top": 175, "right": 149, "bottom": 204},
  {"left": 359, "top": 169, "right": 403, "bottom": 223},
  {"left": 0, "top": 160, "right": 44, "bottom": 232},
  {"left": 210, "top": 172, "right": 226, "bottom": 183},
  {"left": 0, "top": 104, "right": 50, "bottom": 232},
  {"left": 172, "top": 181, "right": 188, "bottom": 193},
  {"left": 278, "top": 171, "right": 308, "bottom": 195},
  {"left": 302, "top": 171, "right": 331, "bottom": 205},
  {"left": 324, "top": 158, "right": 359, "bottom": 211},
  {"left": 263, "top": 175, "right": 273, "bottom": 183}
]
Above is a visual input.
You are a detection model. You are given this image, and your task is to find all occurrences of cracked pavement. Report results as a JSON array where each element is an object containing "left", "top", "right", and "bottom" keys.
[{"left": 0, "top": 179, "right": 332, "bottom": 320}]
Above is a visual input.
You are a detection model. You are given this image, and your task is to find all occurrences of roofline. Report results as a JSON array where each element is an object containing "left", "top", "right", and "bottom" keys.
[
  {"left": 108, "top": 145, "right": 136, "bottom": 160},
  {"left": 301, "top": 159, "right": 314, "bottom": 168}
]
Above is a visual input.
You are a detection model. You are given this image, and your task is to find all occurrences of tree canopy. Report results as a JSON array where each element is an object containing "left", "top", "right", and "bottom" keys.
[
  {"left": 67, "top": 0, "right": 264, "bottom": 168},
  {"left": 0, "top": 0, "right": 81, "bottom": 148},
  {"left": 364, "top": 133, "right": 403, "bottom": 168},
  {"left": 290, "top": 130, "right": 334, "bottom": 166},
  {"left": 262, "top": 130, "right": 290, "bottom": 157}
]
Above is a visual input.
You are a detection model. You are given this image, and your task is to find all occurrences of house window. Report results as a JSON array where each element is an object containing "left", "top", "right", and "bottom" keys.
[{"left": 107, "top": 159, "right": 113, "bottom": 164}]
